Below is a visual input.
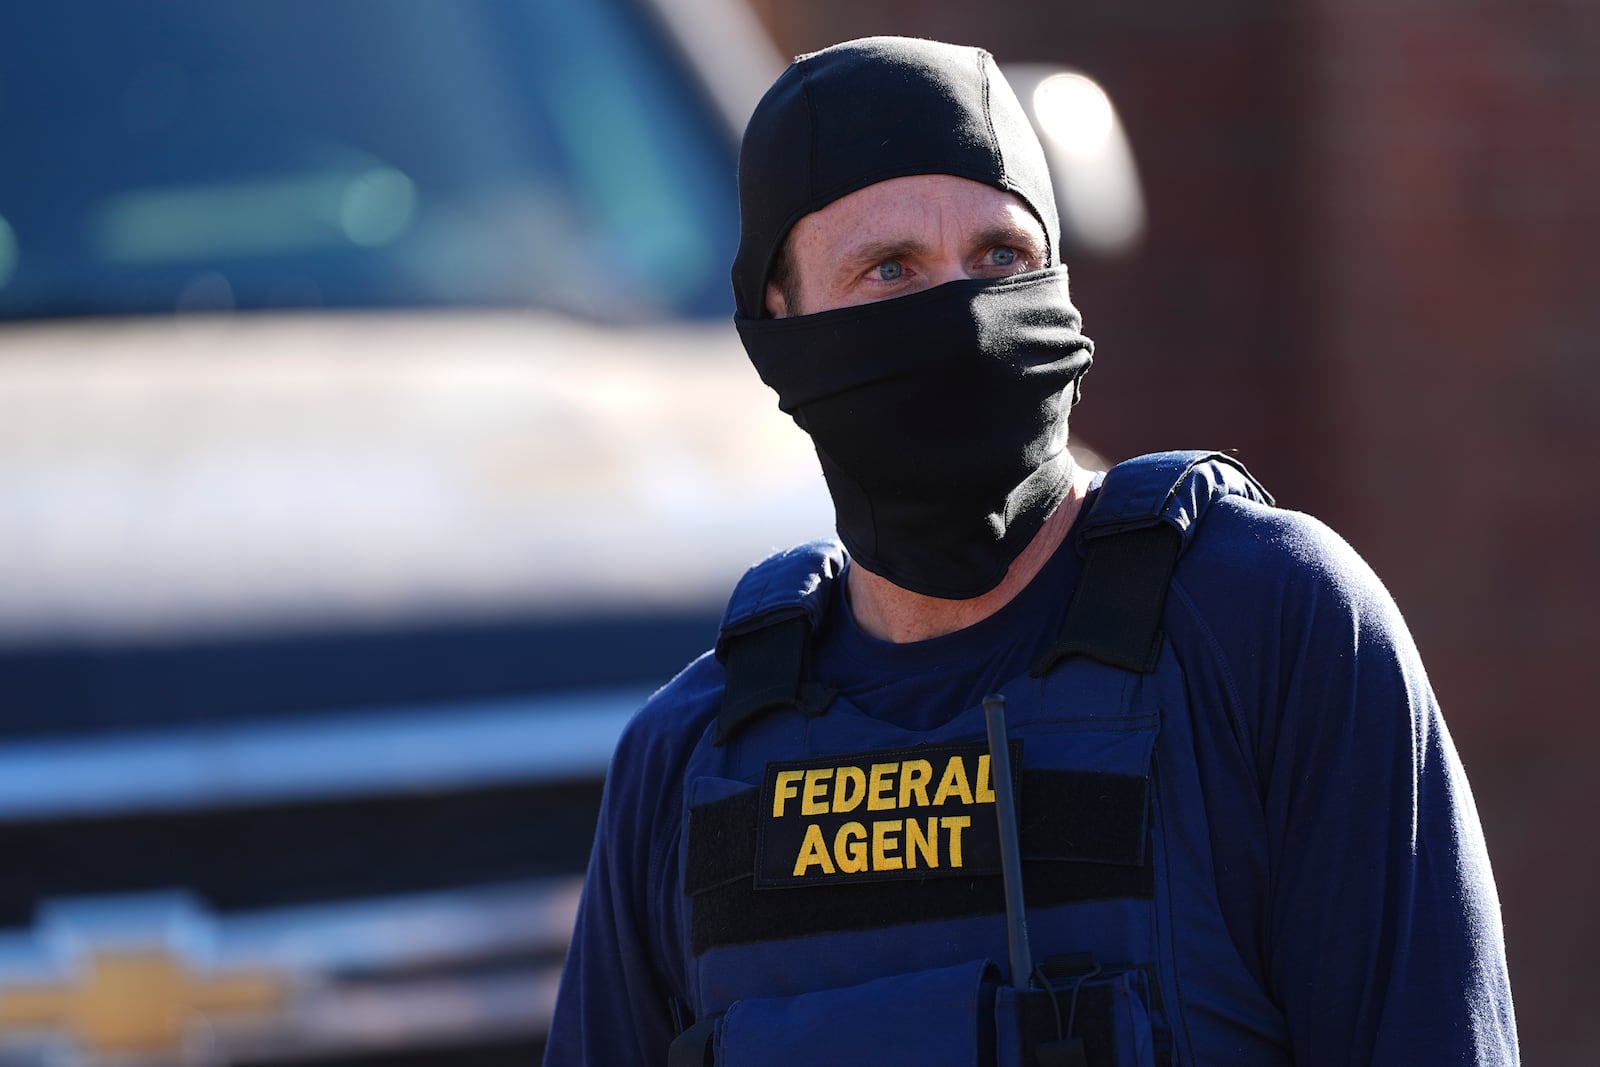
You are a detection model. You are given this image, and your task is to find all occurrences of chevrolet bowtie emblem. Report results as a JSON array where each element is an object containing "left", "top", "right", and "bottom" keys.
[
  {"left": 0, "top": 949, "right": 287, "bottom": 1057},
  {"left": 0, "top": 892, "right": 293, "bottom": 1063}
]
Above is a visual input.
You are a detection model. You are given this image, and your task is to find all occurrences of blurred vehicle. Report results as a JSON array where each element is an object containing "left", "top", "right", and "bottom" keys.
[{"left": 0, "top": 4, "right": 1140, "bottom": 1064}]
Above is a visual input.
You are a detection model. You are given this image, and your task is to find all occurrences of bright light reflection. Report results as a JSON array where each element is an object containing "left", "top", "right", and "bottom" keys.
[
  {"left": 0, "top": 215, "right": 17, "bottom": 288},
  {"left": 339, "top": 168, "right": 417, "bottom": 248},
  {"left": 1034, "top": 73, "right": 1115, "bottom": 155},
  {"left": 94, "top": 168, "right": 419, "bottom": 264}
]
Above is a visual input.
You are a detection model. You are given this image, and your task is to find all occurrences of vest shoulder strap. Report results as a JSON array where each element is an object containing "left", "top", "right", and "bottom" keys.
[
  {"left": 713, "top": 539, "right": 845, "bottom": 744},
  {"left": 1033, "top": 450, "right": 1272, "bottom": 676}
]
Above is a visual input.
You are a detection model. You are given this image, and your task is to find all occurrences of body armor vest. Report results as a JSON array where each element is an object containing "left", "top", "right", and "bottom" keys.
[{"left": 671, "top": 452, "right": 1288, "bottom": 1067}]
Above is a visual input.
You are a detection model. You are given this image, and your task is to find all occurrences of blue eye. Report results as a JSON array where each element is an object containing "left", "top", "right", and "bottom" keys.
[
  {"left": 989, "top": 247, "right": 1018, "bottom": 267},
  {"left": 875, "top": 261, "right": 904, "bottom": 281}
]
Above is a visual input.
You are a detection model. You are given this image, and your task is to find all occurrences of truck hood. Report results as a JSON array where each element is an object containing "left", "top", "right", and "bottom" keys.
[{"left": 0, "top": 310, "right": 833, "bottom": 642}]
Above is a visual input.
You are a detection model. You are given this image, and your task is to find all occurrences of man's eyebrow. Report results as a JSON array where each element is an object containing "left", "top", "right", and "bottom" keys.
[
  {"left": 834, "top": 224, "right": 1046, "bottom": 274},
  {"left": 834, "top": 237, "right": 930, "bottom": 271},
  {"left": 969, "top": 223, "right": 1046, "bottom": 255}
]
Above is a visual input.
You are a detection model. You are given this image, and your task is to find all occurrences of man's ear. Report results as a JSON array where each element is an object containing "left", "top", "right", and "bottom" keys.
[{"left": 764, "top": 281, "right": 789, "bottom": 319}]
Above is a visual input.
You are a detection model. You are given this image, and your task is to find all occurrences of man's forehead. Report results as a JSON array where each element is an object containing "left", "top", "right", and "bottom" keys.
[{"left": 789, "top": 175, "right": 1045, "bottom": 254}]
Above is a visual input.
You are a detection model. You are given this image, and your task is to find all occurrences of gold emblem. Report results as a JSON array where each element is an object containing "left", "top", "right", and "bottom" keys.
[{"left": 0, "top": 948, "right": 288, "bottom": 1057}]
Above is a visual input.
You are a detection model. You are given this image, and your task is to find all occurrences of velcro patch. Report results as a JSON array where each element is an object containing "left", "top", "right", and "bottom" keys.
[{"left": 755, "top": 741, "right": 1021, "bottom": 888}]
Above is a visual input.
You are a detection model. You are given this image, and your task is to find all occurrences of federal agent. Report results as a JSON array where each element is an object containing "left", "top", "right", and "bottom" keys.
[{"left": 544, "top": 36, "right": 1518, "bottom": 1066}]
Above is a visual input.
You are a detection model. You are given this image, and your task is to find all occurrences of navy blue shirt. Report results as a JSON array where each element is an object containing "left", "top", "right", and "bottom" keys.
[
  {"left": 811, "top": 495, "right": 1085, "bottom": 734},
  {"left": 545, "top": 490, "right": 1518, "bottom": 1065}
]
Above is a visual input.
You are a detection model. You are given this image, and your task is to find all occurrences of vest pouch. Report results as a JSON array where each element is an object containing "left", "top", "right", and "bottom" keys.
[
  {"left": 994, "top": 963, "right": 1158, "bottom": 1067},
  {"left": 694, "top": 958, "right": 998, "bottom": 1066}
]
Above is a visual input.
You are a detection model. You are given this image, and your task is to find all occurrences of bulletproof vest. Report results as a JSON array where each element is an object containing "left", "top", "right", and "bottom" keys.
[{"left": 671, "top": 452, "right": 1288, "bottom": 1067}]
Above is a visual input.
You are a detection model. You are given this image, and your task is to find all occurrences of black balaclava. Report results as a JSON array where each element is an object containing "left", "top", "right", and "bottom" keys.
[{"left": 733, "top": 37, "right": 1095, "bottom": 600}]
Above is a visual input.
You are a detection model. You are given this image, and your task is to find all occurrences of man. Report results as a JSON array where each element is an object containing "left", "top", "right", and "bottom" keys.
[{"left": 545, "top": 36, "right": 1518, "bottom": 1066}]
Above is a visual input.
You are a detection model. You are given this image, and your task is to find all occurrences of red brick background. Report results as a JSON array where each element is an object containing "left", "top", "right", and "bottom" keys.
[{"left": 745, "top": 1, "right": 1599, "bottom": 1060}]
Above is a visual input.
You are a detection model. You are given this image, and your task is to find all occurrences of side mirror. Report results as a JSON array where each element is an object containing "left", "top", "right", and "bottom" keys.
[{"left": 1005, "top": 65, "right": 1146, "bottom": 257}]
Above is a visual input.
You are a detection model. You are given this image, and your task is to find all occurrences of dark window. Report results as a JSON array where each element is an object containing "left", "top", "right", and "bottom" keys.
[{"left": 0, "top": 0, "right": 740, "bottom": 322}]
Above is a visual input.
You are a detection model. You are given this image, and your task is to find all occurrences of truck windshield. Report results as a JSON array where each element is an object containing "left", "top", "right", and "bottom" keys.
[{"left": 0, "top": 0, "right": 741, "bottom": 323}]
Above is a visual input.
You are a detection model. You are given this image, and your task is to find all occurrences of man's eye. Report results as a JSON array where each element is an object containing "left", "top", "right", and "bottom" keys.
[
  {"left": 874, "top": 261, "right": 904, "bottom": 281},
  {"left": 988, "top": 247, "right": 1019, "bottom": 267}
]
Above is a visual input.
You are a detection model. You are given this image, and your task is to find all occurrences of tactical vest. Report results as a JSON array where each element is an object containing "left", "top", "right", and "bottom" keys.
[{"left": 671, "top": 452, "right": 1289, "bottom": 1067}]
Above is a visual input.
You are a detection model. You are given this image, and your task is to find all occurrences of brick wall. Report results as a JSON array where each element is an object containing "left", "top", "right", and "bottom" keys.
[
  {"left": 744, "top": 1, "right": 1600, "bottom": 1059},
  {"left": 1299, "top": 4, "right": 1600, "bottom": 1057}
]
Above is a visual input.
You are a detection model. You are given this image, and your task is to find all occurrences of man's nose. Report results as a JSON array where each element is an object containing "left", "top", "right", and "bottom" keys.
[{"left": 928, "top": 256, "right": 974, "bottom": 287}]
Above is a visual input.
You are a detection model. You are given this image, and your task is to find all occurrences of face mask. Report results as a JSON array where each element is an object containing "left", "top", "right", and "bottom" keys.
[{"left": 737, "top": 267, "right": 1093, "bottom": 600}]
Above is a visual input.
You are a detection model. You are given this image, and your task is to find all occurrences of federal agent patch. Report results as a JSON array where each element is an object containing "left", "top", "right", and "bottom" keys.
[{"left": 755, "top": 741, "right": 1022, "bottom": 888}]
